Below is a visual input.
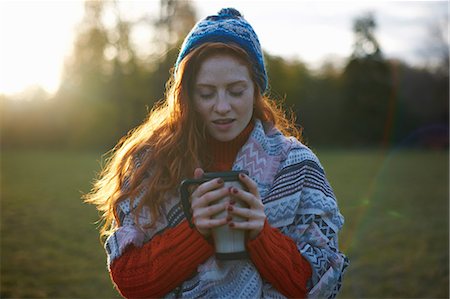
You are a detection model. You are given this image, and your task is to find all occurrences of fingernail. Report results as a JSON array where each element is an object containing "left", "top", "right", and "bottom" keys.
[
  {"left": 239, "top": 173, "right": 245, "bottom": 179},
  {"left": 232, "top": 188, "right": 238, "bottom": 194},
  {"left": 217, "top": 178, "right": 224, "bottom": 184},
  {"left": 229, "top": 222, "right": 235, "bottom": 228},
  {"left": 229, "top": 199, "right": 236, "bottom": 205},
  {"left": 227, "top": 205, "right": 234, "bottom": 212},
  {"left": 226, "top": 215, "right": 232, "bottom": 222}
]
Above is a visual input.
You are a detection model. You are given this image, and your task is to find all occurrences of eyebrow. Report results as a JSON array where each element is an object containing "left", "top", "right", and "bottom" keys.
[{"left": 195, "top": 80, "right": 248, "bottom": 88}]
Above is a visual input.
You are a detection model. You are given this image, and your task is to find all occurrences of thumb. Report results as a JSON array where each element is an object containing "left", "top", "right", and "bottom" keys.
[{"left": 194, "top": 168, "right": 204, "bottom": 179}]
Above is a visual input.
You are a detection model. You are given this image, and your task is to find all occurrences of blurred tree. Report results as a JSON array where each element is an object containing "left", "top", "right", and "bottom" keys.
[
  {"left": 265, "top": 54, "right": 346, "bottom": 147},
  {"left": 155, "top": 0, "right": 197, "bottom": 55},
  {"left": 426, "top": 16, "right": 449, "bottom": 141},
  {"left": 351, "top": 12, "right": 382, "bottom": 60},
  {"left": 105, "top": 2, "right": 146, "bottom": 142},
  {"left": 266, "top": 54, "right": 310, "bottom": 101},
  {"left": 55, "top": 1, "right": 115, "bottom": 149},
  {"left": 2, "top": 3, "right": 445, "bottom": 150},
  {"left": 393, "top": 61, "right": 449, "bottom": 148},
  {"left": 52, "top": 0, "right": 197, "bottom": 149},
  {"left": 149, "top": 0, "right": 197, "bottom": 102},
  {"left": 341, "top": 12, "right": 393, "bottom": 146},
  {"left": 419, "top": 15, "right": 449, "bottom": 78},
  {"left": 60, "top": 1, "right": 109, "bottom": 101},
  {"left": 301, "top": 60, "right": 344, "bottom": 146}
]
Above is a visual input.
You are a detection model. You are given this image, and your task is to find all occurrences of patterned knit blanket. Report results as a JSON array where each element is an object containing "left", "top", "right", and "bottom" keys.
[{"left": 105, "top": 119, "right": 349, "bottom": 298}]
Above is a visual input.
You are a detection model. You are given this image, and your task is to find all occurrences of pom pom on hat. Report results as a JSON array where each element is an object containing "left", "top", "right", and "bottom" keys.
[
  {"left": 215, "top": 8, "right": 242, "bottom": 18},
  {"left": 175, "top": 8, "right": 267, "bottom": 93}
]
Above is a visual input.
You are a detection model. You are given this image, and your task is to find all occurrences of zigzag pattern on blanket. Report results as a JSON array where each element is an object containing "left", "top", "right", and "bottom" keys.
[
  {"left": 263, "top": 168, "right": 345, "bottom": 280},
  {"left": 301, "top": 243, "right": 348, "bottom": 299},
  {"left": 233, "top": 141, "right": 269, "bottom": 181},
  {"left": 250, "top": 123, "right": 286, "bottom": 156},
  {"left": 233, "top": 121, "right": 289, "bottom": 197},
  {"left": 286, "top": 206, "right": 347, "bottom": 299},
  {"left": 258, "top": 144, "right": 347, "bottom": 298},
  {"left": 299, "top": 188, "right": 344, "bottom": 230}
]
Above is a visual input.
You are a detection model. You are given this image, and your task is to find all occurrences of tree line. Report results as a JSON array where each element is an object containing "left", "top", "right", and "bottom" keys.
[{"left": 1, "top": 2, "right": 448, "bottom": 150}]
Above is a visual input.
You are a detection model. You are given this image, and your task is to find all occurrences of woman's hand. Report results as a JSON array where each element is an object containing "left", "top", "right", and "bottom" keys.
[
  {"left": 227, "top": 172, "right": 266, "bottom": 240},
  {"left": 190, "top": 168, "right": 230, "bottom": 238}
]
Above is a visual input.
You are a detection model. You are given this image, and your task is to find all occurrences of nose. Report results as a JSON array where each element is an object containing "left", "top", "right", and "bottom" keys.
[{"left": 214, "top": 91, "right": 231, "bottom": 114}]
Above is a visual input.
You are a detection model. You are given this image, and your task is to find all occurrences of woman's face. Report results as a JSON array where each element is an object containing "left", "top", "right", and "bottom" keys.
[{"left": 193, "top": 54, "right": 255, "bottom": 142}]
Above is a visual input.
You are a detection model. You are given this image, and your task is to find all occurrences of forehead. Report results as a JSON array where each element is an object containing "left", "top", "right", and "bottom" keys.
[{"left": 195, "top": 54, "right": 251, "bottom": 85}]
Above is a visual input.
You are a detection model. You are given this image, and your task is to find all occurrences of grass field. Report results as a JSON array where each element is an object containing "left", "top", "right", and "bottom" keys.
[{"left": 1, "top": 148, "right": 448, "bottom": 298}]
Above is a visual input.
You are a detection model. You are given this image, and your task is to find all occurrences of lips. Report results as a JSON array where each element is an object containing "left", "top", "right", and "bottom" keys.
[
  {"left": 212, "top": 118, "right": 235, "bottom": 124},
  {"left": 211, "top": 118, "right": 235, "bottom": 131}
]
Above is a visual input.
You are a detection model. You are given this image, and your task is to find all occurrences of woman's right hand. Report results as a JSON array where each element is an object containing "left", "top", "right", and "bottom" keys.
[{"left": 190, "top": 168, "right": 230, "bottom": 238}]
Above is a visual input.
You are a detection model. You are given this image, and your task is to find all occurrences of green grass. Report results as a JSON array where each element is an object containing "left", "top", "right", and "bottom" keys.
[
  {"left": 1, "top": 149, "right": 448, "bottom": 298},
  {"left": 318, "top": 149, "right": 449, "bottom": 298},
  {"left": 1, "top": 150, "right": 120, "bottom": 298}
]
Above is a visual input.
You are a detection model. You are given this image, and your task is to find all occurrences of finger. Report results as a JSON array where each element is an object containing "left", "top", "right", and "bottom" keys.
[
  {"left": 191, "top": 186, "right": 229, "bottom": 209},
  {"left": 230, "top": 187, "right": 264, "bottom": 210},
  {"left": 192, "top": 177, "right": 224, "bottom": 198},
  {"left": 194, "top": 168, "right": 204, "bottom": 179},
  {"left": 185, "top": 168, "right": 205, "bottom": 195},
  {"left": 195, "top": 217, "right": 229, "bottom": 230},
  {"left": 228, "top": 220, "right": 263, "bottom": 231},
  {"left": 228, "top": 205, "right": 265, "bottom": 220},
  {"left": 239, "top": 173, "right": 260, "bottom": 198},
  {"left": 193, "top": 201, "right": 228, "bottom": 219}
]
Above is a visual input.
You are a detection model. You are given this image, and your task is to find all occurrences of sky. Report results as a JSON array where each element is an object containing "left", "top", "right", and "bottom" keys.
[
  {"left": 195, "top": 1, "right": 448, "bottom": 65},
  {"left": 0, "top": 0, "right": 447, "bottom": 97}
]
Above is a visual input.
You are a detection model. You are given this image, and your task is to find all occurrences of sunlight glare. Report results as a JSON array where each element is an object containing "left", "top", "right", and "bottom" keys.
[{"left": 0, "top": 1, "right": 84, "bottom": 96}]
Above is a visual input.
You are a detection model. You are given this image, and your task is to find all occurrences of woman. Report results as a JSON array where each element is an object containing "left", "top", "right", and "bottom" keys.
[{"left": 86, "top": 8, "right": 348, "bottom": 298}]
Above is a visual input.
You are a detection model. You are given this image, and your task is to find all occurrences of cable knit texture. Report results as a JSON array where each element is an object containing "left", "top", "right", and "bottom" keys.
[
  {"left": 110, "top": 220, "right": 214, "bottom": 298},
  {"left": 247, "top": 220, "right": 312, "bottom": 297},
  {"left": 206, "top": 121, "right": 254, "bottom": 171},
  {"left": 176, "top": 8, "right": 268, "bottom": 93}
]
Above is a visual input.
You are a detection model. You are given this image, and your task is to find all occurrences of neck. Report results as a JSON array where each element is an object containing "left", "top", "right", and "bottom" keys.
[{"left": 206, "top": 121, "right": 254, "bottom": 171}]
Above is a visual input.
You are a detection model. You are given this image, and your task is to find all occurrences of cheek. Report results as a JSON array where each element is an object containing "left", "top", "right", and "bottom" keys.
[
  {"left": 241, "top": 94, "right": 255, "bottom": 116},
  {"left": 193, "top": 100, "right": 210, "bottom": 120}
]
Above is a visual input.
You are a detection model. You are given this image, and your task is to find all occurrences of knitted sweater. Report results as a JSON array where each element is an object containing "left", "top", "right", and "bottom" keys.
[{"left": 106, "top": 119, "right": 348, "bottom": 298}]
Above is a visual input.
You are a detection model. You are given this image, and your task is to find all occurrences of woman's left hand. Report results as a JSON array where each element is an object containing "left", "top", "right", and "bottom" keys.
[{"left": 227, "top": 172, "right": 266, "bottom": 240}]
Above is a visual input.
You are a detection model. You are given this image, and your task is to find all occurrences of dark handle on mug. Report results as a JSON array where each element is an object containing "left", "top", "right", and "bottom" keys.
[{"left": 180, "top": 178, "right": 208, "bottom": 228}]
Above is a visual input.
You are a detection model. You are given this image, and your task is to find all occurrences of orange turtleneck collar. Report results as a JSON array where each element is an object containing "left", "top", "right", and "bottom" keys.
[{"left": 206, "top": 121, "right": 255, "bottom": 172}]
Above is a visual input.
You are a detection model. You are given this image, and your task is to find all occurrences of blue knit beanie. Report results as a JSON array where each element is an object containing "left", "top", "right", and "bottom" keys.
[{"left": 175, "top": 8, "right": 268, "bottom": 93}]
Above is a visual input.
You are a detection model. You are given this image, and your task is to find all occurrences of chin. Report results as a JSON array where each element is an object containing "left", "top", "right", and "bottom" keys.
[
  {"left": 214, "top": 136, "right": 234, "bottom": 142},
  {"left": 212, "top": 132, "right": 237, "bottom": 142}
]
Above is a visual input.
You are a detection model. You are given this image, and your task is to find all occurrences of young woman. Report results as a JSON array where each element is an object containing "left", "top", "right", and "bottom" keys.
[{"left": 86, "top": 8, "right": 348, "bottom": 298}]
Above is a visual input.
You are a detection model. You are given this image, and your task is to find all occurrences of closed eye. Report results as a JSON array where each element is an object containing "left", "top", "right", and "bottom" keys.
[
  {"left": 229, "top": 90, "right": 244, "bottom": 97},
  {"left": 199, "top": 93, "right": 214, "bottom": 100}
]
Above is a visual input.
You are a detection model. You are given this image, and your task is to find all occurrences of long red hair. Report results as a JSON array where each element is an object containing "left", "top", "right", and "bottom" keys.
[{"left": 84, "top": 42, "right": 302, "bottom": 240}]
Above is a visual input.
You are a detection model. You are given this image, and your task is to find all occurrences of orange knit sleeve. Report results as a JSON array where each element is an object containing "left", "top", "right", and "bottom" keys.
[
  {"left": 247, "top": 220, "right": 312, "bottom": 298},
  {"left": 110, "top": 220, "right": 214, "bottom": 298}
]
